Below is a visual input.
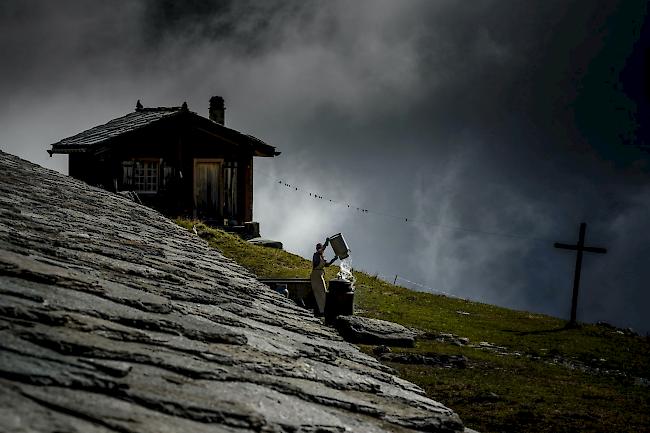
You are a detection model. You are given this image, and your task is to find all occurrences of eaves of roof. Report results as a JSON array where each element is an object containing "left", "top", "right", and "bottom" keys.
[{"left": 48, "top": 107, "right": 279, "bottom": 158}]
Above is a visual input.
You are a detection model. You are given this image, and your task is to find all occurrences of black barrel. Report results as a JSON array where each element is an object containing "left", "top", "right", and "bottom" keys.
[{"left": 325, "top": 278, "right": 354, "bottom": 323}]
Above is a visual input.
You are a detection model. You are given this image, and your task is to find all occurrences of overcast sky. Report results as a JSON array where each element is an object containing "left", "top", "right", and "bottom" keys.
[{"left": 1, "top": 0, "right": 649, "bottom": 332}]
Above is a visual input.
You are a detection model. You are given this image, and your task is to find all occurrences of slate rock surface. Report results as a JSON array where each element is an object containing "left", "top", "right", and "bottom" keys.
[
  {"left": 0, "top": 151, "right": 467, "bottom": 432},
  {"left": 335, "top": 316, "right": 418, "bottom": 347}
]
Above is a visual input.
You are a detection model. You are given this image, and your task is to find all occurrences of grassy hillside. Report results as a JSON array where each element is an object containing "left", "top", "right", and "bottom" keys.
[{"left": 177, "top": 220, "right": 650, "bottom": 433}]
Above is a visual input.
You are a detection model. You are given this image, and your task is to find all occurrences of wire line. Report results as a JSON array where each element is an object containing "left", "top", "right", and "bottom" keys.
[{"left": 257, "top": 171, "right": 557, "bottom": 244}]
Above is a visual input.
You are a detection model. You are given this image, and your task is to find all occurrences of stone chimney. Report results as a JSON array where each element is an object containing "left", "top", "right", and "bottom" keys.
[{"left": 209, "top": 96, "right": 225, "bottom": 125}]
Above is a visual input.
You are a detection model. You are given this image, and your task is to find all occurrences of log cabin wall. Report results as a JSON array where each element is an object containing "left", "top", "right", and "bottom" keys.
[
  {"left": 243, "top": 156, "right": 253, "bottom": 222},
  {"left": 88, "top": 123, "right": 255, "bottom": 223}
]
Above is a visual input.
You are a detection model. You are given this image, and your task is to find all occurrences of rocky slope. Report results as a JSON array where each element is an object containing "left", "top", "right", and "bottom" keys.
[{"left": 0, "top": 151, "right": 468, "bottom": 432}]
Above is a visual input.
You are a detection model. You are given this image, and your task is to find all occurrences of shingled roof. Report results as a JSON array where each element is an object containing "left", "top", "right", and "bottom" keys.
[
  {"left": 48, "top": 104, "right": 279, "bottom": 157},
  {"left": 0, "top": 151, "right": 469, "bottom": 432}
]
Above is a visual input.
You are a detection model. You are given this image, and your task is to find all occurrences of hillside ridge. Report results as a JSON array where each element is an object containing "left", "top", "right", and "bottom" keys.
[{"left": 177, "top": 220, "right": 650, "bottom": 433}]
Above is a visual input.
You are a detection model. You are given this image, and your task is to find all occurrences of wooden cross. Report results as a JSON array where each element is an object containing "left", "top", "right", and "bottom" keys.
[{"left": 554, "top": 222, "right": 607, "bottom": 325}]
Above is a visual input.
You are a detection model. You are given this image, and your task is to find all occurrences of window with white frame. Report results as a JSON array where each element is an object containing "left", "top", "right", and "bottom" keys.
[{"left": 122, "top": 160, "right": 159, "bottom": 193}]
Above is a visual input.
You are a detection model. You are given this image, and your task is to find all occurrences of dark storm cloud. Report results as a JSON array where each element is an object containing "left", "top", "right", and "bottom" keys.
[
  {"left": 0, "top": 1, "right": 146, "bottom": 89},
  {"left": 0, "top": 0, "right": 648, "bottom": 331}
]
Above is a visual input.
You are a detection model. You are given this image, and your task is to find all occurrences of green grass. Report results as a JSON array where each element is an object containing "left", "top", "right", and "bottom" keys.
[{"left": 177, "top": 220, "right": 650, "bottom": 433}]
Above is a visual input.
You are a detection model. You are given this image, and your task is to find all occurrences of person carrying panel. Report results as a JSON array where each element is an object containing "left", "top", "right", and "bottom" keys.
[{"left": 311, "top": 238, "right": 338, "bottom": 315}]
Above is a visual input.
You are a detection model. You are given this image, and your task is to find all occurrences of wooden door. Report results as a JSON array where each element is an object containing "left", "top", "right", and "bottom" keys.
[{"left": 193, "top": 159, "right": 222, "bottom": 220}]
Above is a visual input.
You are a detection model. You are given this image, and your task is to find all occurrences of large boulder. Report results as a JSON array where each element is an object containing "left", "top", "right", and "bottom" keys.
[
  {"left": 0, "top": 151, "right": 467, "bottom": 432},
  {"left": 335, "top": 315, "right": 418, "bottom": 347},
  {"left": 247, "top": 237, "right": 283, "bottom": 249}
]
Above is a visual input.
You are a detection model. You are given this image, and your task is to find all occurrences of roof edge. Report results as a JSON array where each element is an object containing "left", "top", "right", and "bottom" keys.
[{"left": 47, "top": 105, "right": 281, "bottom": 157}]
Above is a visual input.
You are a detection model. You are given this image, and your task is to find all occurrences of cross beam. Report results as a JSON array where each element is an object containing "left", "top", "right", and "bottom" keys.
[{"left": 554, "top": 222, "right": 607, "bottom": 325}]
